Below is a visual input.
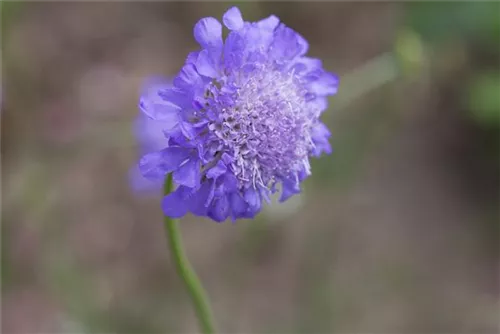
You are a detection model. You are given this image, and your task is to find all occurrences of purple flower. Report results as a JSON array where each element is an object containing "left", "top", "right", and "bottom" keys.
[{"left": 135, "top": 7, "right": 339, "bottom": 222}]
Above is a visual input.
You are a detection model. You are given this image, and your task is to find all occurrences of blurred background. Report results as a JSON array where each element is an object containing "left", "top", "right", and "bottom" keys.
[{"left": 2, "top": 2, "right": 499, "bottom": 333}]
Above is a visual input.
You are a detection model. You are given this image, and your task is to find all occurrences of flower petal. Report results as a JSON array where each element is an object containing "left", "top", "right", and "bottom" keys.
[
  {"left": 311, "top": 122, "right": 332, "bottom": 156},
  {"left": 292, "top": 57, "right": 323, "bottom": 74},
  {"left": 189, "top": 181, "right": 213, "bottom": 216},
  {"left": 205, "top": 180, "right": 216, "bottom": 207},
  {"left": 306, "top": 70, "right": 339, "bottom": 96},
  {"left": 222, "top": 174, "right": 238, "bottom": 192},
  {"left": 244, "top": 187, "right": 262, "bottom": 214},
  {"left": 257, "top": 15, "right": 280, "bottom": 31},
  {"left": 173, "top": 158, "right": 201, "bottom": 188},
  {"left": 162, "top": 186, "right": 190, "bottom": 218},
  {"left": 186, "top": 51, "right": 200, "bottom": 64},
  {"left": 223, "top": 7, "right": 244, "bottom": 30},
  {"left": 128, "top": 164, "right": 162, "bottom": 194},
  {"left": 208, "top": 195, "right": 230, "bottom": 222},
  {"left": 133, "top": 113, "right": 170, "bottom": 153},
  {"left": 196, "top": 49, "right": 219, "bottom": 78},
  {"left": 279, "top": 175, "right": 301, "bottom": 202},
  {"left": 139, "top": 147, "right": 191, "bottom": 180},
  {"left": 270, "top": 25, "right": 308, "bottom": 61},
  {"left": 223, "top": 32, "right": 245, "bottom": 69},
  {"left": 308, "top": 96, "right": 329, "bottom": 114},
  {"left": 174, "top": 63, "right": 201, "bottom": 90},
  {"left": 206, "top": 160, "right": 227, "bottom": 179},
  {"left": 158, "top": 87, "right": 192, "bottom": 109},
  {"left": 138, "top": 152, "right": 168, "bottom": 180},
  {"left": 139, "top": 81, "right": 182, "bottom": 121},
  {"left": 194, "top": 17, "right": 223, "bottom": 49},
  {"left": 229, "top": 192, "right": 248, "bottom": 221},
  {"left": 139, "top": 101, "right": 180, "bottom": 122}
]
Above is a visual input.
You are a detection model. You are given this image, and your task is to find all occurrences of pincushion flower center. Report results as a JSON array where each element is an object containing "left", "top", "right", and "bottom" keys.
[{"left": 211, "top": 65, "right": 313, "bottom": 188}]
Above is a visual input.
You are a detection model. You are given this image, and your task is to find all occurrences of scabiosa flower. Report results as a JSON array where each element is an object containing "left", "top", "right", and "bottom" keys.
[
  {"left": 130, "top": 78, "right": 174, "bottom": 192},
  {"left": 136, "top": 7, "right": 339, "bottom": 222}
]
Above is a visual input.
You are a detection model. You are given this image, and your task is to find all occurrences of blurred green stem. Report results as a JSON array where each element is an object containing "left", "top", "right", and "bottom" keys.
[
  {"left": 163, "top": 175, "right": 216, "bottom": 334},
  {"left": 334, "top": 52, "right": 399, "bottom": 111}
]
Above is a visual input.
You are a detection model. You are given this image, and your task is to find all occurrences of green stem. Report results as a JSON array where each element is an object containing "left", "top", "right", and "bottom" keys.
[
  {"left": 332, "top": 52, "right": 399, "bottom": 112},
  {"left": 163, "top": 174, "right": 216, "bottom": 334}
]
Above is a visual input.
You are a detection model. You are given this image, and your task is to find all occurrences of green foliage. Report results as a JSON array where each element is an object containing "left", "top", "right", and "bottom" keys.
[
  {"left": 1, "top": 1, "right": 23, "bottom": 36},
  {"left": 406, "top": 2, "right": 500, "bottom": 46},
  {"left": 467, "top": 72, "right": 500, "bottom": 127},
  {"left": 395, "top": 29, "right": 426, "bottom": 78}
]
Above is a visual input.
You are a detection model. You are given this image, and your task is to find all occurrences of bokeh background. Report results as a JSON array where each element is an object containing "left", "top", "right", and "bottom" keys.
[{"left": 2, "top": 2, "right": 499, "bottom": 333}]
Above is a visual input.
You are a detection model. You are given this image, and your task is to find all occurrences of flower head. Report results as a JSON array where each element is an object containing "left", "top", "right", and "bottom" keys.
[{"left": 136, "top": 7, "right": 339, "bottom": 222}]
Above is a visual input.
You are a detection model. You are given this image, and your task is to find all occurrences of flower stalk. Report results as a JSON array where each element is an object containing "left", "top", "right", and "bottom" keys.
[{"left": 163, "top": 174, "right": 216, "bottom": 334}]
